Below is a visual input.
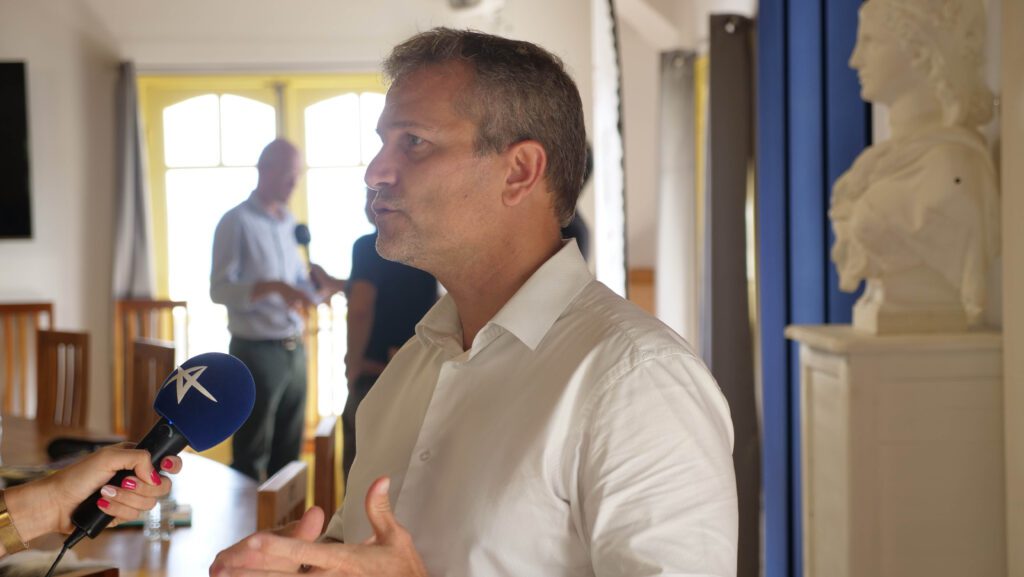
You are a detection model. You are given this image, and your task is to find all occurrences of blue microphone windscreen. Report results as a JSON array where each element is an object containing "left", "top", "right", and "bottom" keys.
[{"left": 153, "top": 352, "right": 256, "bottom": 451}]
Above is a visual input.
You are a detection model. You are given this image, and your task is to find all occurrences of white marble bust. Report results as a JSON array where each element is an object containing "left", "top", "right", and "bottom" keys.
[{"left": 829, "top": 0, "right": 999, "bottom": 333}]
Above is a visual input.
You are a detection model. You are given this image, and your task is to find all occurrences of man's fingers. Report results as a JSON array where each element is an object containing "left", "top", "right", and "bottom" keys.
[
  {"left": 210, "top": 533, "right": 303, "bottom": 575},
  {"left": 211, "top": 570, "right": 295, "bottom": 577},
  {"left": 254, "top": 534, "right": 359, "bottom": 570},
  {"left": 285, "top": 506, "right": 325, "bottom": 542},
  {"left": 365, "top": 476, "right": 396, "bottom": 543}
]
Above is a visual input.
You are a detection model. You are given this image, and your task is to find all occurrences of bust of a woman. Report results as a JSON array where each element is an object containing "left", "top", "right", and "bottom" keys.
[{"left": 830, "top": 0, "right": 999, "bottom": 333}]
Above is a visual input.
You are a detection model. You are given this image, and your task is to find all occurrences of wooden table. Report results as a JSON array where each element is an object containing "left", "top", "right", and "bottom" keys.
[{"left": 1, "top": 416, "right": 257, "bottom": 577}]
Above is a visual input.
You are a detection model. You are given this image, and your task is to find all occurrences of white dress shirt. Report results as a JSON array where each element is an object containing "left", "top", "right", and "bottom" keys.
[{"left": 325, "top": 240, "right": 738, "bottom": 576}]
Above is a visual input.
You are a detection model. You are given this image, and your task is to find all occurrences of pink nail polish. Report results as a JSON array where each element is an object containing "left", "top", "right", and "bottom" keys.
[
  {"left": 151, "top": 471, "right": 162, "bottom": 485},
  {"left": 97, "top": 498, "right": 111, "bottom": 509},
  {"left": 121, "top": 478, "right": 137, "bottom": 490},
  {"left": 161, "top": 458, "right": 174, "bottom": 471}
]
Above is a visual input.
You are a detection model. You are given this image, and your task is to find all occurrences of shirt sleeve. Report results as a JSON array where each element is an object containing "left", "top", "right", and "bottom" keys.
[
  {"left": 292, "top": 250, "right": 320, "bottom": 303},
  {"left": 575, "top": 353, "right": 738, "bottom": 577},
  {"left": 209, "top": 210, "right": 256, "bottom": 308}
]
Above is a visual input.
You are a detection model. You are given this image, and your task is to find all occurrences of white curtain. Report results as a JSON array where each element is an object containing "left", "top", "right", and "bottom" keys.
[
  {"left": 112, "top": 62, "right": 156, "bottom": 299},
  {"left": 592, "top": 0, "right": 627, "bottom": 296}
]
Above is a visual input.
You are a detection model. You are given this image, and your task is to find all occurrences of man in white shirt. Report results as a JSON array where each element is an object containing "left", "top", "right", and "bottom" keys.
[{"left": 210, "top": 28, "right": 738, "bottom": 577}]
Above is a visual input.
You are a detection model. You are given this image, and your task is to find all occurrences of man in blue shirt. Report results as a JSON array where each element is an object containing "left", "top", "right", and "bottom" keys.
[{"left": 210, "top": 138, "right": 318, "bottom": 481}]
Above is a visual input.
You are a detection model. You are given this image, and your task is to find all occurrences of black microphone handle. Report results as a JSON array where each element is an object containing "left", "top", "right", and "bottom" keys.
[
  {"left": 69, "top": 417, "right": 189, "bottom": 540},
  {"left": 301, "top": 245, "right": 321, "bottom": 290}
]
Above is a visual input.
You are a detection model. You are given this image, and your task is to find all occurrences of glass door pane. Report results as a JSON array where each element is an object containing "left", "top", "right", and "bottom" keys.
[
  {"left": 302, "top": 91, "right": 383, "bottom": 416},
  {"left": 162, "top": 93, "right": 276, "bottom": 358},
  {"left": 166, "top": 167, "right": 256, "bottom": 354}
]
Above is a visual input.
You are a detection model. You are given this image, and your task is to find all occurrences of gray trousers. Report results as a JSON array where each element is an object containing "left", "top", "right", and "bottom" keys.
[{"left": 229, "top": 337, "right": 307, "bottom": 482}]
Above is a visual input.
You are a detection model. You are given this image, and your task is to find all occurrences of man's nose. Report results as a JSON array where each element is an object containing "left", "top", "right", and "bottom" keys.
[{"left": 365, "top": 147, "right": 396, "bottom": 190}]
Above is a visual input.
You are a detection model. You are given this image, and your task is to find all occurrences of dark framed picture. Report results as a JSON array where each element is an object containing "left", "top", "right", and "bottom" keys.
[{"left": 0, "top": 61, "right": 32, "bottom": 239}]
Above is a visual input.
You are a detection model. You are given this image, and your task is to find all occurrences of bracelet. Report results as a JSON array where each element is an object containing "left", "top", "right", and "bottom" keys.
[{"left": 0, "top": 490, "right": 28, "bottom": 554}]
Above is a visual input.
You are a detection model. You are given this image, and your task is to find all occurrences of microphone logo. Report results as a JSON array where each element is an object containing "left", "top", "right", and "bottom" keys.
[{"left": 166, "top": 365, "right": 219, "bottom": 404}]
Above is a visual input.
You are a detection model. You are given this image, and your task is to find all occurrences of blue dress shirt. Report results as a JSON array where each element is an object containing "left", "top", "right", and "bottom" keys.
[{"left": 210, "top": 196, "right": 316, "bottom": 340}]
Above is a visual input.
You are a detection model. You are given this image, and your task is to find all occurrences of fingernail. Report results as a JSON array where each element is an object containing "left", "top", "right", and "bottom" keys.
[
  {"left": 121, "top": 478, "right": 137, "bottom": 490},
  {"left": 100, "top": 486, "right": 117, "bottom": 498},
  {"left": 151, "top": 471, "right": 162, "bottom": 485},
  {"left": 161, "top": 458, "right": 174, "bottom": 471},
  {"left": 97, "top": 498, "right": 111, "bottom": 509}
]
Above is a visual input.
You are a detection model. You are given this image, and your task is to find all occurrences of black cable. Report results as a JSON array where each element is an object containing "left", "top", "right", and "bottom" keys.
[
  {"left": 42, "top": 542, "right": 69, "bottom": 577},
  {"left": 44, "top": 527, "right": 87, "bottom": 577}
]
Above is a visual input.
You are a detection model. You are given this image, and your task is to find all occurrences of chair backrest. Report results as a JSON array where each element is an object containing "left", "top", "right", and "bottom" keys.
[
  {"left": 0, "top": 302, "right": 54, "bottom": 418},
  {"left": 113, "top": 299, "right": 186, "bottom": 435},
  {"left": 60, "top": 568, "right": 119, "bottom": 577},
  {"left": 128, "top": 337, "right": 176, "bottom": 439},
  {"left": 257, "top": 460, "right": 309, "bottom": 531},
  {"left": 36, "top": 329, "right": 89, "bottom": 428},
  {"left": 314, "top": 415, "right": 341, "bottom": 515}
]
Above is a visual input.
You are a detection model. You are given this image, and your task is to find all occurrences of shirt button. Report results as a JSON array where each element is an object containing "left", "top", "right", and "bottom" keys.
[{"left": 419, "top": 450, "right": 431, "bottom": 462}]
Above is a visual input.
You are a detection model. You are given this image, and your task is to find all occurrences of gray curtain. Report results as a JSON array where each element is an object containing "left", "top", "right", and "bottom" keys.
[
  {"left": 655, "top": 51, "right": 699, "bottom": 344},
  {"left": 701, "top": 14, "right": 761, "bottom": 577},
  {"left": 112, "top": 62, "right": 155, "bottom": 299}
]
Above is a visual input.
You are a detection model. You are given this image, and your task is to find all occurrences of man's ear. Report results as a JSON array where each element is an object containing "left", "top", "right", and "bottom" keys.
[{"left": 502, "top": 140, "right": 547, "bottom": 207}]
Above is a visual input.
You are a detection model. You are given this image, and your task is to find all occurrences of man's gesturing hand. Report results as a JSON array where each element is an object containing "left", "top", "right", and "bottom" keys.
[
  {"left": 209, "top": 477, "right": 428, "bottom": 576},
  {"left": 209, "top": 505, "right": 324, "bottom": 575}
]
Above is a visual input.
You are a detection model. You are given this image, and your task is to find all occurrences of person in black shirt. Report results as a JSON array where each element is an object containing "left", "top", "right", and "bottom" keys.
[
  {"left": 560, "top": 143, "right": 593, "bottom": 261},
  {"left": 342, "top": 188, "right": 438, "bottom": 481}
]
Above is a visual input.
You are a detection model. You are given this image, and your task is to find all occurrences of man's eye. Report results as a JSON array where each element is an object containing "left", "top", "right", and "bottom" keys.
[{"left": 407, "top": 134, "right": 424, "bottom": 147}]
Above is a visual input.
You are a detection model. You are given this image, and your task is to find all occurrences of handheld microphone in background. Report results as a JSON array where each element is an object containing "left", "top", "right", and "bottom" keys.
[
  {"left": 64, "top": 352, "right": 255, "bottom": 549},
  {"left": 294, "top": 223, "right": 312, "bottom": 262},
  {"left": 294, "top": 223, "right": 319, "bottom": 289}
]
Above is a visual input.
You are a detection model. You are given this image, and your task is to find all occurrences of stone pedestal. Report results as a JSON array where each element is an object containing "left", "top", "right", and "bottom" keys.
[{"left": 785, "top": 325, "right": 1005, "bottom": 577}]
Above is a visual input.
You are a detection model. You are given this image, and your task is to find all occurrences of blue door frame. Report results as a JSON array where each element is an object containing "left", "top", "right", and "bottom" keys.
[{"left": 756, "top": 1, "right": 868, "bottom": 575}]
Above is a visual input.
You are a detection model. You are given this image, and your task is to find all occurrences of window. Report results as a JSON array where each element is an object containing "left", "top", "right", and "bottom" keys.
[{"left": 139, "top": 74, "right": 385, "bottom": 421}]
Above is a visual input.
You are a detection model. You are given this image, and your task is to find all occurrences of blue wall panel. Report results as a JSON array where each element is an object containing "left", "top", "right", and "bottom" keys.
[
  {"left": 755, "top": 0, "right": 790, "bottom": 575},
  {"left": 824, "top": 0, "right": 869, "bottom": 322},
  {"left": 757, "top": 1, "right": 866, "bottom": 575}
]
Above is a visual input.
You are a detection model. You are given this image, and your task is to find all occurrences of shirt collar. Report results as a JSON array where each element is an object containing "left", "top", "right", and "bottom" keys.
[
  {"left": 245, "top": 194, "right": 291, "bottom": 222},
  {"left": 416, "top": 239, "right": 594, "bottom": 355}
]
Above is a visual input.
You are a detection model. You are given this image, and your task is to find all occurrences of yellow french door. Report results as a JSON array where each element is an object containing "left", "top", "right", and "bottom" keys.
[{"left": 138, "top": 73, "right": 385, "bottom": 431}]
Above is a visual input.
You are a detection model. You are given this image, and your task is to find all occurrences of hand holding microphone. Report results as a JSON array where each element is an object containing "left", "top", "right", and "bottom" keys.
[
  {"left": 294, "top": 223, "right": 346, "bottom": 296},
  {"left": 36, "top": 352, "right": 256, "bottom": 575},
  {"left": 294, "top": 223, "right": 319, "bottom": 290},
  {"left": 66, "top": 352, "right": 255, "bottom": 545},
  {"left": 0, "top": 446, "right": 181, "bottom": 555}
]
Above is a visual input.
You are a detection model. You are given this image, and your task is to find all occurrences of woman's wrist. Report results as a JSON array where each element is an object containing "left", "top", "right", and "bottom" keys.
[{"left": 5, "top": 479, "right": 60, "bottom": 543}]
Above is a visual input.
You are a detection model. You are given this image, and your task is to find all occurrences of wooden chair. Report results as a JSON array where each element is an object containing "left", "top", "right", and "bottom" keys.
[
  {"left": 314, "top": 414, "right": 341, "bottom": 514},
  {"left": 60, "top": 568, "right": 119, "bottom": 577},
  {"left": 113, "top": 299, "right": 187, "bottom": 435},
  {"left": 128, "top": 337, "right": 176, "bottom": 440},
  {"left": 0, "top": 302, "right": 53, "bottom": 418},
  {"left": 36, "top": 329, "right": 89, "bottom": 428},
  {"left": 299, "top": 303, "right": 322, "bottom": 443},
  {"left": 257, "top": 460, "right": 309, "bottom": 531}
]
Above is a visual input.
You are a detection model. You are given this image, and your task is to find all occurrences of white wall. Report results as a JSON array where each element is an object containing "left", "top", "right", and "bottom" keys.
[
  {"left": 619, "top": 20, "right": 660, "bottom": 268},
  {"left": 0, "top": 0, "right": 120, "bottom": 430},
  {"left": 0, "top": 0, "right": 593, "bottom": 432},
  {"left": 615, "top": 0, "right": 756, "bottom": 273}
]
